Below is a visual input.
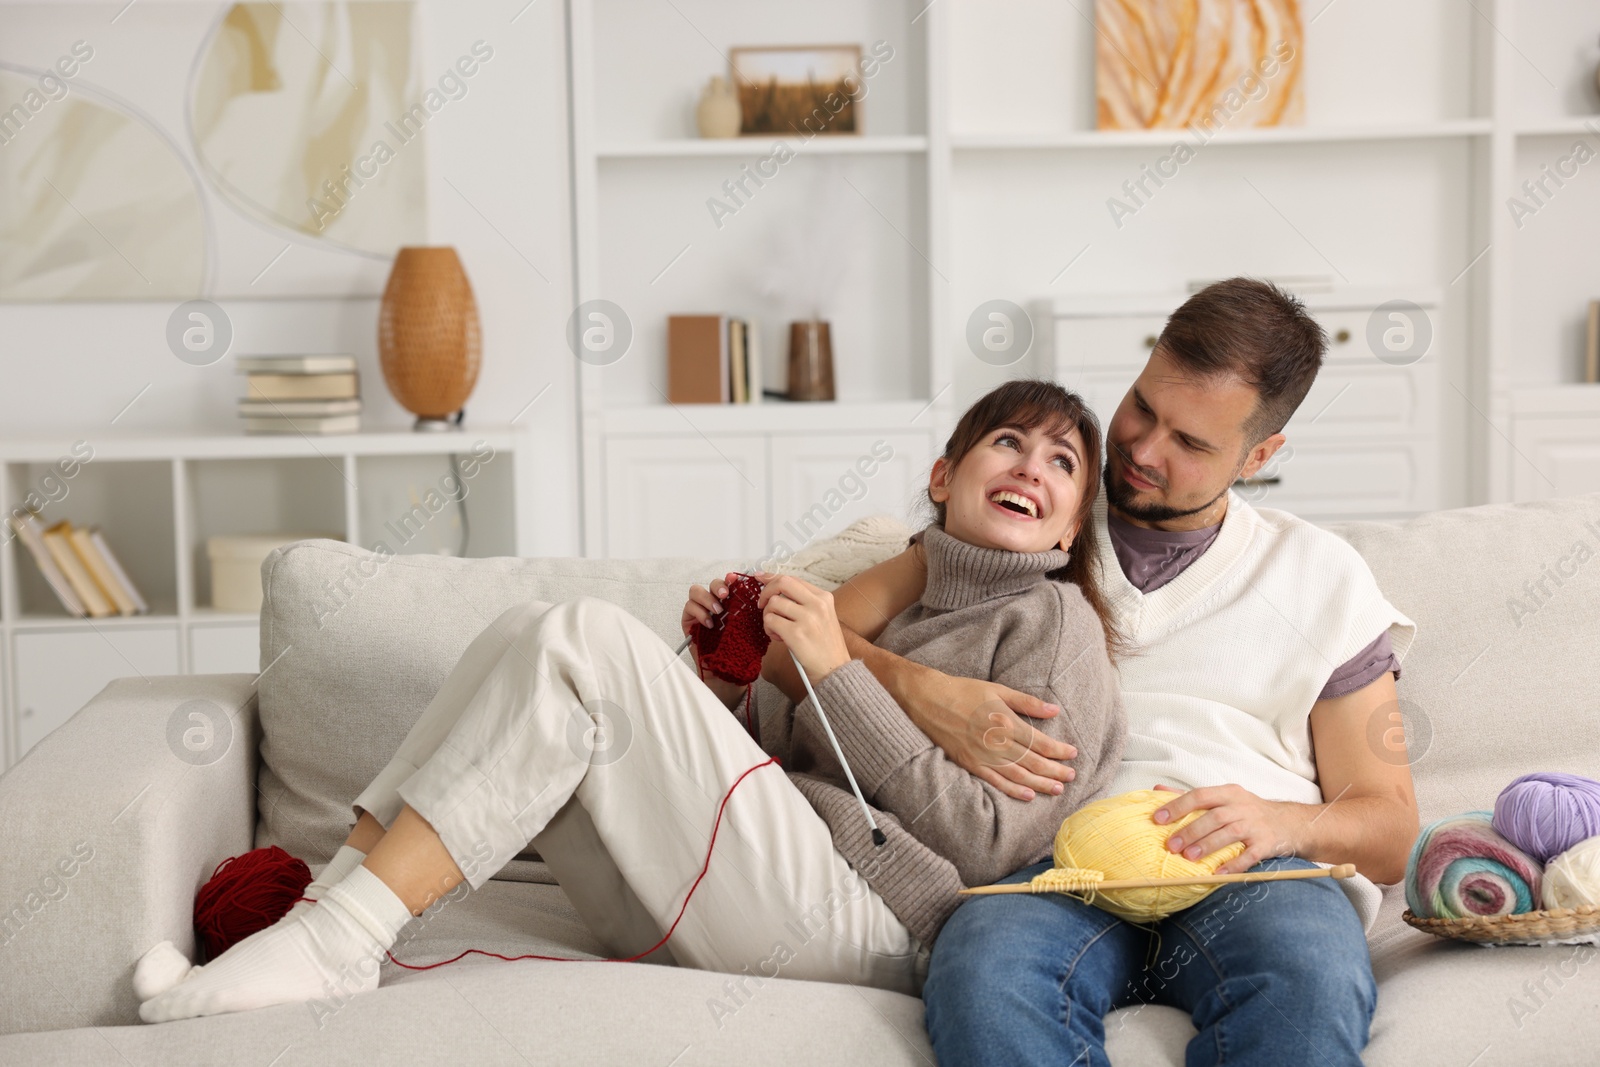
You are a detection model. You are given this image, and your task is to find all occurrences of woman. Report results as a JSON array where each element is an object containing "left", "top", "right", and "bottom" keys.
[{"left": 136, "top": 379, "right": 1127, "bottom": 1021}]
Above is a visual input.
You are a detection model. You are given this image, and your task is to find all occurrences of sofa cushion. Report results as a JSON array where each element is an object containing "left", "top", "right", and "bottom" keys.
[{"left": 253, "top": 517, "right": 916, "bottom": 865}]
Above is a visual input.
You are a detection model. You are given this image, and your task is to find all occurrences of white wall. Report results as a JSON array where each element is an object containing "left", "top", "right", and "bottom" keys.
[{"left": 0, "top": 0, "right": 581, "bottom": 556}]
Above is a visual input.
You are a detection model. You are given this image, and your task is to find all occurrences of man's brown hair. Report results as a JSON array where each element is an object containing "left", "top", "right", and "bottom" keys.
[{"left": 1156, "top": 277, "right": 1327, "bottom": 455}]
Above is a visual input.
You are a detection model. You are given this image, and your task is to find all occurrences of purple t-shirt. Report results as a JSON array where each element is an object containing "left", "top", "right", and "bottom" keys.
[{"left": 1104, "top": 509, "right": 1400, "bottom": 700}]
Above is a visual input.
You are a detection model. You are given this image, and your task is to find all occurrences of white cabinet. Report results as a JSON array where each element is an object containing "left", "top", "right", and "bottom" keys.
[
  {"left": 604, "top": 429, "right": 936, "bottom": 559},
  {"left": 768, "top": 434, "right": 931, "bottom": 554},
  {"left": 189, "top": 623, "right": 261, "bottom": 675},
  {"left": 603, "top": 435, "right": 768, "bottom": 558},
  {"left": 1041, "top": 289, "right": 1442, "bottom": 521},
  {"left": 13, "top": 627, "right": 180, "bottom": 759},
  {"left": 1510, "top": 415, "right": 1600, "bottom": 502}
]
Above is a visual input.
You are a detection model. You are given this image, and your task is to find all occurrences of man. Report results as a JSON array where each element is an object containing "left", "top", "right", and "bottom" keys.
[{"left": 762, "top": 277, "right": 1418, "bottom": 1065}]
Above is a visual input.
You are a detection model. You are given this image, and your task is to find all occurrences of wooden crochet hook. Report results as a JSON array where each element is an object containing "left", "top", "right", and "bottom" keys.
[{"left": 960, "top": 863, "right": 1358, "bottom": 895}]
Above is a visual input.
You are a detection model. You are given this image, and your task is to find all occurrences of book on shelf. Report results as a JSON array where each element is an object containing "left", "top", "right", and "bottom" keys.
[
  {"left": 243, "top": 414, "right": 362, "bottom": 435},
  {"left": 236, "top": 354, "right": 359, "bottom": 375},
  {"left": 247, "top": 372, "right": 360, "bottom": 400},
  {"left": 7, "top": 512, "right": 86, "bottom": 617},
  {"left": 42, "top": 520, "right": 115, "bottom": 617},
  {"left": 68, "top": 525, "right": 146, "bottom": 616},
  {"left": 86, "top": 526, "right": 149, "bottom": 614},
  {"left": 237, "top": 398, "right": 362, "bottom": 418},
  {"left": 666, "top": 314, "right": 764, "bottom": 405}
]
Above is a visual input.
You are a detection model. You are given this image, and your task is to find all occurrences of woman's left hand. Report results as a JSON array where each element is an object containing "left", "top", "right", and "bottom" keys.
[
  {"left": 1151, "top": 783, "right": 1305, "bottom": 876},
  {"left": 755, "top": 573, "right": 851, "bottom": 683}
]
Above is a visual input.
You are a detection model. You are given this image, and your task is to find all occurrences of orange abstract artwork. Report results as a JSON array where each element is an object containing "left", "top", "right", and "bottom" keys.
[{"left": 1095, "top": 0, "right": 1304, "bottom": 131}]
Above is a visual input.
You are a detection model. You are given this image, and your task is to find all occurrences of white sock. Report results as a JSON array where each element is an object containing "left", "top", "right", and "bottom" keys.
[
  {"left": 294, "top": 845, "right": 370, "bottom": 915},
  {"left": 132, "top": 844, "right": 369, "bottom": 1002},
  {"left": 138, "top": 864, "right": 413, "bottom": 1023}
]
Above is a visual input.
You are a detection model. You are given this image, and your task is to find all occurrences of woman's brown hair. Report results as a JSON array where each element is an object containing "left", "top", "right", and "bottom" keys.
[{"left": 923, "top": 378, "right": 1132, "bottom": 664}]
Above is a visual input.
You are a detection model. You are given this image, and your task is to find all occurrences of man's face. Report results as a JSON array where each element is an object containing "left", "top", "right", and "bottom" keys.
[{"left": 1103, "top": 346, "right": 1285, "bottom": 525}]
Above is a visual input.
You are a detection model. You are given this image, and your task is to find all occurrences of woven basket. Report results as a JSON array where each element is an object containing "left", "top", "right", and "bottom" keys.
[
  {"left": 378, "top": 246, "right": 482, "bottom": 422},
  {"left": 1402, "top": 904, "right": 1600, "bottom": 946}
]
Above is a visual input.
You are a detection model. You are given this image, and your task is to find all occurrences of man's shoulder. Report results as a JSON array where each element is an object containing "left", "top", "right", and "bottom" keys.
[{"left": 1235, "top": 495, "right": 1373, "bottom": 576}]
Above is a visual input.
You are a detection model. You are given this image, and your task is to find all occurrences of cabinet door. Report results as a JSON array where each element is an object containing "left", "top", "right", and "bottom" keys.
[
  {"left": 190, "top": 623, "right": 261, "bottom": 675},
  {"left": 13, "top": 627, "right": 180, "bottom": 760},
  {"left": 604, "top": 435, "right": 768, "bottom": 558},
  {"left": 768, "top": 433, "right": 934, "bottom": 554},
  {"left": 1511, "top": 417, "right": 1600, "bottom": 501}
]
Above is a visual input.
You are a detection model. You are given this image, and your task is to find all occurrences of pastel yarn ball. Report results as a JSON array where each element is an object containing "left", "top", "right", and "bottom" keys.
[
  {"left": 1404, "top": 812, "right": 1541, "bottom": 920},
  {"left": 1541, "top": 836, "right": 1600, "bottom": 912},
  {"left": 1052, "top": 788, "right": 1246, "bottom": 922},
  {"left": 1492, "top": 772, "right": 1600, "bottom": 864}
]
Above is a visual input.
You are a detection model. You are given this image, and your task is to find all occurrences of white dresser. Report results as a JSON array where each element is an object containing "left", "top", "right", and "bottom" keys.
[{"left": 1034, "top": 288, "right": 1442, "bottom": 522}]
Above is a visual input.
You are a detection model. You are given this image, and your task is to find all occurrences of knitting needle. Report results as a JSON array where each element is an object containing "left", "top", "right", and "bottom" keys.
[
  {"left": 959, "top": 862, "right": 1358, "bottom": 895},
  {"left": 789, "top": 648, "right": 887, "bottom": 847}
]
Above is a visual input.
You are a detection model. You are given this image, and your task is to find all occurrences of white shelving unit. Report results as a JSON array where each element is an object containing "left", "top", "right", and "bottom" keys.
[
  {"left": 0, "top": 425, "right": 537, "bottom": 768},
  {"left": 568, "top": 0, "right": 1600, "bottom": 559},
  {"left": 567, "top": 0, "right": 952, "bottom": 558}
]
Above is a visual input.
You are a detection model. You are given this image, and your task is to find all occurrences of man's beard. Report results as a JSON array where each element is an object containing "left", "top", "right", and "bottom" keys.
[{"left": 1102, "top": 446, "right": 1236, "bottom": 525}]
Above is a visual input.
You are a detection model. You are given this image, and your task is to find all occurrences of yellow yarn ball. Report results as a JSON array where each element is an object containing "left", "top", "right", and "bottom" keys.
[{"left": 1052, "top": 789, "right": 1248, "bottom": 922}]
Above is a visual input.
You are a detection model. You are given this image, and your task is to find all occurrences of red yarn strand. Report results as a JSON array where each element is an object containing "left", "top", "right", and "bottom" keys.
[{"left": 384, "top": 755, "right": 780, "bottom": 971}]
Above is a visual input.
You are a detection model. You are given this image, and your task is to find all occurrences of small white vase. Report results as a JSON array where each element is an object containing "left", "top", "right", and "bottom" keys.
[{"left": 697, "top": 76, "right": 741, "bottom": 138}]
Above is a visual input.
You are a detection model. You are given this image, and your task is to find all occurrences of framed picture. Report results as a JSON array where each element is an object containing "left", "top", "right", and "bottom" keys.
[
  {"left": 1094, "top": 0, "right": 1303, "bottom": 131},
  {"left": 729, "top": 44, "right": 862, "bottom": 136}
]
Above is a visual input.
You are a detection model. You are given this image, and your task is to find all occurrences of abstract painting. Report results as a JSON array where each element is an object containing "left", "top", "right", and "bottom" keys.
[{"left": 1095, "top": 0, "right": 1304, "bottom": 131}]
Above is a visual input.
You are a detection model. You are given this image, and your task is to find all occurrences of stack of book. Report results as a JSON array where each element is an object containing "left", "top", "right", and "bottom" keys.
[
  {"left": 8, "top": 513, "right": 148, "bottom": 618},
  {"left": 667, "top": 315, "right": 763, "bottom": 404},
  {"left": 238, "top": 355, "right": 361, "bottom": 434}
]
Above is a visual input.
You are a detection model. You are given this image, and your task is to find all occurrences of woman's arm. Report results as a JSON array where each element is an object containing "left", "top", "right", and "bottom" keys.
[
  {"left": 793, "top": 584, "right": 1126, "bottom": 887},
  {"left": 759, "top": 545, "right": 1080, "bottom": 800}
]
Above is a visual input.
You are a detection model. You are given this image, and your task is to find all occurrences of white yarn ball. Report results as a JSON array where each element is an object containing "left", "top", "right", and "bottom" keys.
[{"left": 1541, "top": 836, "right": 1600, "bottom": 911}]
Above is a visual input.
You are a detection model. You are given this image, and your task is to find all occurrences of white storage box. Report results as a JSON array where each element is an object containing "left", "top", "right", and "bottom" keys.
[{"left": 207, "top": 533, "right": 339, "bottom": 613}]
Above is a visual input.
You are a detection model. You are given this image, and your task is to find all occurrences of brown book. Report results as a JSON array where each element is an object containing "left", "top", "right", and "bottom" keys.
[
  {"left": 8, "top": 512, "right": 86, "bottom": 617},
  {"left": 1587, "top": 301, "right": 1599, "bottom": 385},
  {"left": 729, "top": 318, "right": 748, "bottom": 404},
  {"left": 43, "top": 520, "right": 115, "bottom": 617},
  {"left": 69, "top": 526, "right": 138, "bottom": 616},
  {"left": 247, "top": 372, "right": 359, "bottom": 400},
  {"left": 668, "top": 315, "right": 728, "bottom": 404}
]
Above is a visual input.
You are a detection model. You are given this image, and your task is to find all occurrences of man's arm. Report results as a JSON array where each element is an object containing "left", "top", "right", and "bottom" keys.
[
  {"left": 758, "top": 544, "right": 1080, "bottom": 800},
  {"left": 1291, "top": 670, "right": 1420, "bottom": 884},
  {"left": 1152, "top": 669, "right": 1421, "bottom": 882}
]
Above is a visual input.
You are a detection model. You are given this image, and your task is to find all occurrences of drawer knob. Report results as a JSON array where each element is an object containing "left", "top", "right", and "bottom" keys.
[
  {"left": 1143, "top": 335, "right": 1158, "bottom": 348},
  {"left": 1334, "top": 329, "right": 1351, "bottom": 344}
]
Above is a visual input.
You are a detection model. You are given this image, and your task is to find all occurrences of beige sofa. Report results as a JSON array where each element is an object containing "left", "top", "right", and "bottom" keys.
[{"left": 3, "top": 493, "right": 1599, "bottom": 1065}]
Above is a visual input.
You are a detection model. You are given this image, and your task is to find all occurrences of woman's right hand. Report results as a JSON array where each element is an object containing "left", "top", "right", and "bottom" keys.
[{"left": 683, "top": 573, "right": 747, "bottom": 710}]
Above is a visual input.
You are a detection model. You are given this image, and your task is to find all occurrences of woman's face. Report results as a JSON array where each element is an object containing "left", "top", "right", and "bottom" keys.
[{"left": 929, "top": 421, "right": 1088, "bottom": 554}]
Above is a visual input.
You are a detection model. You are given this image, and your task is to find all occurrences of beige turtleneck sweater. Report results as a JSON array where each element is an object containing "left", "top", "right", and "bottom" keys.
[{"left": 751, "top": 523, "right": 1127, "bottom": 946}]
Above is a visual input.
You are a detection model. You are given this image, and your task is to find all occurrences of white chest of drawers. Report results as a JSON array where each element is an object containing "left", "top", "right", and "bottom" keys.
[{"left": 1033, "top": 288, "right": 1442, "bottom": 522}]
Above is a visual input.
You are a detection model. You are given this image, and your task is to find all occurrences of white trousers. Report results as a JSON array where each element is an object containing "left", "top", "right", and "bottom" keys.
[{"left": 350, "top": 596, "right": 926, "bottom": 995}]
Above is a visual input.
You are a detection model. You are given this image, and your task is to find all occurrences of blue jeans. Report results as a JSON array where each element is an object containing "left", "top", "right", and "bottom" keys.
[{"left": 923, "top": 855, "right": 1376, "bottom": 1067}]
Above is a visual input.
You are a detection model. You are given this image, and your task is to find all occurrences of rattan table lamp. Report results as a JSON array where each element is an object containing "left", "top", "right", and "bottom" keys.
[{"left": 378, "top": 246, "right": 482, "bottom": 431}]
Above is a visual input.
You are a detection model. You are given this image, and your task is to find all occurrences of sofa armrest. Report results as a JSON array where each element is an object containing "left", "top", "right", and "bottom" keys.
[{"left": 0, "top": 673, "right": 260, "bottom": 1036}]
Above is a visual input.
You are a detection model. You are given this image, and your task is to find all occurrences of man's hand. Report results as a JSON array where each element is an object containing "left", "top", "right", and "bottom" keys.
[
  {"left": 1150, "top": 783, "right": 1306, "bottom": 875},
  {"left": 905, "top": 671, "right": 1079, "bottom": 802}
]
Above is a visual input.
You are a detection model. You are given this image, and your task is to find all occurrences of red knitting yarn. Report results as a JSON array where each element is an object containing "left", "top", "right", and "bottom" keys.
[
  {"left": 193, "top": 846, "right": 312, "bottom": 962},
  {"left": 691, "top": 573, "right": 770, "bottom": 686}
]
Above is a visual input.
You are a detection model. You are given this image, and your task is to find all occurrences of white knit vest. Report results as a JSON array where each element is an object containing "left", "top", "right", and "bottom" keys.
[{"left": 1091, "top": 488, "right": 1417, "bottom": 932}]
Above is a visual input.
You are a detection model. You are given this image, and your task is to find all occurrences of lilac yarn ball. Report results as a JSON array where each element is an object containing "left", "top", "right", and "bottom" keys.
[{"left": 1492, "top": 772, "right": 1600, "bottom": 863}]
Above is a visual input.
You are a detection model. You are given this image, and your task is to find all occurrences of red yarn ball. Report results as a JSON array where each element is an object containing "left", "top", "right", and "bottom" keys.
[
  {"left": 193, "top": 846, "right": 312, "bottom": 961},
  {"left": 692, "top": 573, "right": 771, "bottom": 686}
]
